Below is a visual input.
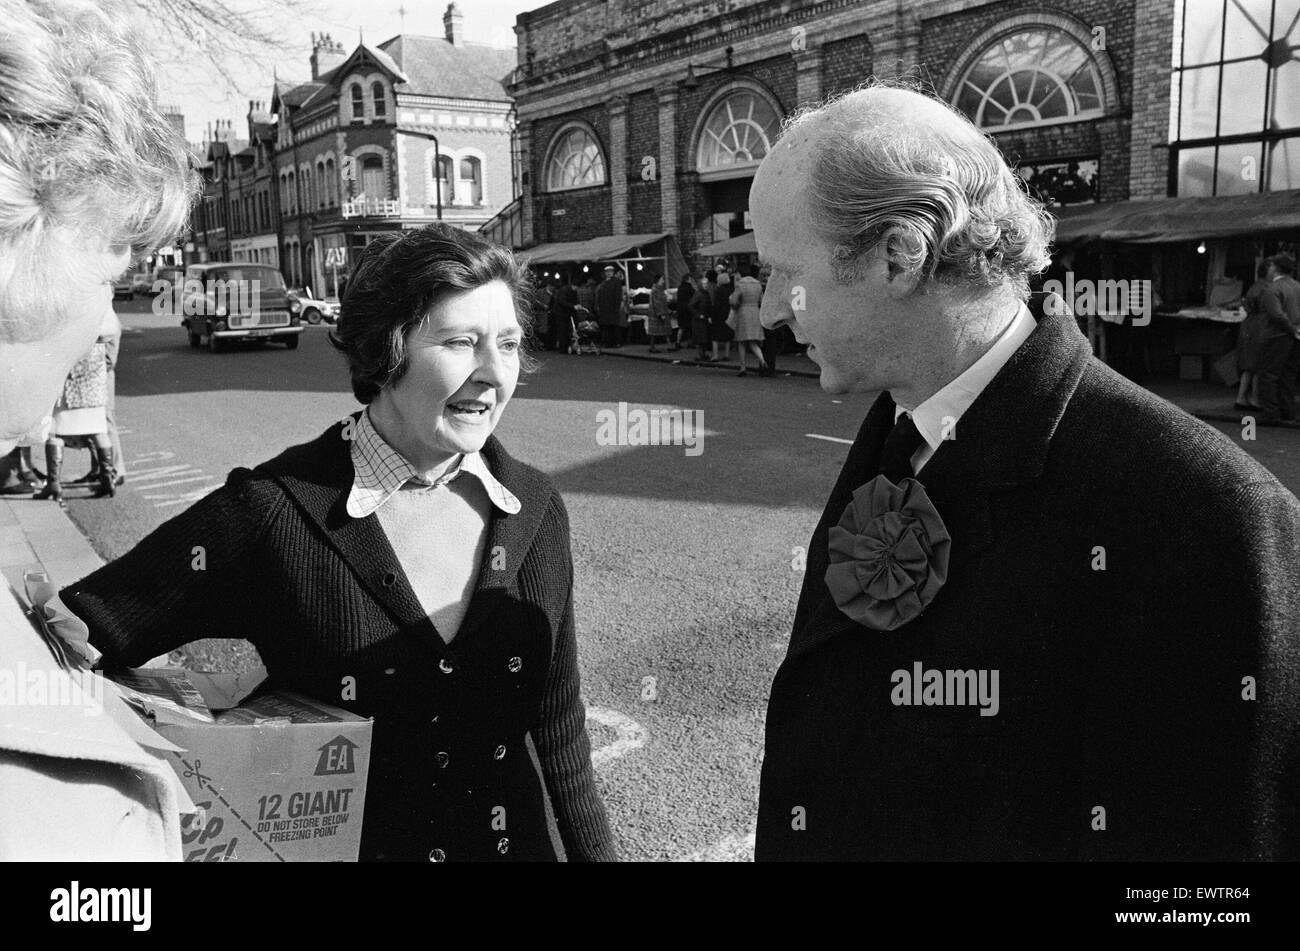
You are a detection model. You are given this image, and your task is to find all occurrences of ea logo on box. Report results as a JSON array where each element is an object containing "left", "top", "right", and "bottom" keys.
[{"left": 315, "top": 735, "right": 359, "bottom": 775}]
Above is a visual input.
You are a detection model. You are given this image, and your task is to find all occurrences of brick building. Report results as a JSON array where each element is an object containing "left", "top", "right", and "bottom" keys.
[
  {"left": 271, "top": 4, "right": 517, "bottom": 295},
  {"left": 508, "top": 0, "right": 1298, "bottom": 329}
]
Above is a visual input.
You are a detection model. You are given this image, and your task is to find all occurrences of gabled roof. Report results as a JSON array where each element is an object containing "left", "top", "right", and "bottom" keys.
[
  {"left": 299, "top": 43, "right": 409, "bottom": 110},
  {"left": 272, "top": 78, "right": 324, "bottom": 113},
  {"left": 378, "top": 34, "right": 514, "bottom": 101}
]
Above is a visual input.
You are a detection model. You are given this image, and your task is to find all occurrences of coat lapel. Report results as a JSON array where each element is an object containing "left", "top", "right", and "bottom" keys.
[
  {"left": 782, "top": 300, "right": 1092, "bottom": 669},
  {"left": 256, "top": 420, "right": 552, "bottom": 646}
]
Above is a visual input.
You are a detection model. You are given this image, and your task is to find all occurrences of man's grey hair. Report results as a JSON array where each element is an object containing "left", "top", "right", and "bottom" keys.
[
  {"left": 0, "top": 0, "right": 197, "bottom": 342},
  {"left": 784, "top": 81, "right": 1055, "bottom": 297}
]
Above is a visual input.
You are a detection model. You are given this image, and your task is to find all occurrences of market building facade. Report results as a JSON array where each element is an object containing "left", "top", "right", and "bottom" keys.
[{"left": 506, "top": 0, "right": 1298, "bottom": 377}]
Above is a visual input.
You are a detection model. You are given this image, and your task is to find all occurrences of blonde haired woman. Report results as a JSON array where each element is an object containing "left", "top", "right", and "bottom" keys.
[{"left": 0, "top": 0, "right": 196, "bottom": 859}]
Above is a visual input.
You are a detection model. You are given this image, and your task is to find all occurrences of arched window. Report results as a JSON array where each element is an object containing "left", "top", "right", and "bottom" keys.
[
  {"left": 287, "top": 171, "right": 296, "bottom": 214},
  {"left": 325, "top": 158, "right": 336, "bottom": 206},
  {"left": 459, "top": 156, "right": 483, "bottom": 205},
  {"left": 351, "top": 83, "right": 364, "bottom": 120},
  {"left": 953, "top": 27, "right": 1105, "bottom": 130},
  {"left": 360, "top": 154, "right": 385, "bottom": 199},
  {"left": 434, "top": 154, "right": 455, "bottom": 204},
  {"left": 544, "top": 125, "right": 606, "bottom": 191},
  {"left": 695, "top": 89, "right": 780, "bottom": 179},
  {"left": 316, "top": 160, "right": 326, "bottom": 207},
  {"left": 372, "top": 82, "right": 387, "bottom": 118}
]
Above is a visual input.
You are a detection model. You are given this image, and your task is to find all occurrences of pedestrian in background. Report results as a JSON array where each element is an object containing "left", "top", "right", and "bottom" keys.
[
  {"left": 1236, "top": 262, "right": 1270, "bottom": 410},
  {"left": 705, "top": 269, "right": 734, "bottom": 362},
  {"left": 646, "top": 274, "right": 673, "bottom": 352},
  {"left": 549, "top": 272, "right": 577, "bottom": 353},
  {"left": 1256, "top": 253, "right": 1300, "bottom": 423},
  {"left": 689, "top": 273, "right": 712, "bottom": 361},
  {"left": 729, "top": 262, "right": 769, "bottom": 377},
  {"left": 64, "top": 304, "right": 125, "bottom": 489},
  {"left": 35, "top": 315, "right": 119, "bottom": 501},
  {"left": 674, "top": 273, "right": 695, "bottom": 348},
  {"left": 595, "top": 265, "right": 626, "bottom": 348},
  {"left": 531, "top": 275, "right": 553, "bottom": 349}
]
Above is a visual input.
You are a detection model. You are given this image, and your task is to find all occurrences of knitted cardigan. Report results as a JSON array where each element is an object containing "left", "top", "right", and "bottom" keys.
[{"left": 63, "top": 420, "right": 617, "bottom": 862}]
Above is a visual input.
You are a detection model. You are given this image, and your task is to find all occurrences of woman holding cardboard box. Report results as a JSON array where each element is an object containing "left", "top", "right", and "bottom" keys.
[{"left": 62, "top": 224, "right": 618, "bottom": 862}]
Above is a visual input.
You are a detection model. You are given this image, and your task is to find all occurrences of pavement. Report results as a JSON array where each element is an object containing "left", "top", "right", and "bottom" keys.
[{"left": 0, "top": 491, "right": 102, "bottom": 603}]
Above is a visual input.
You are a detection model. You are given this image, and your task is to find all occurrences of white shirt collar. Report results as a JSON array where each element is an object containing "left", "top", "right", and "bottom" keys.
[
  {"left": 894, "top": 302, "right": 1036, "bottom": 472},
  {"left": 346, "top": 409, "right": 521, "bottom": 519}
]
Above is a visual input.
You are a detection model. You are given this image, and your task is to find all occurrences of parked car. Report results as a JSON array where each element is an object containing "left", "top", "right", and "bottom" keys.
[
  {"left": 180, "top": 262, "right": 301, "bottom": 352},
  {"left": 112, "top": 274, "right": 134, "bottom": 300},
  {"left": 286, "top": 286, "right": 340, "bottom": 325}
]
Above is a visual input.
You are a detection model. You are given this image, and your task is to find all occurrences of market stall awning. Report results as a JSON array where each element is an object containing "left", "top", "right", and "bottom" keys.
[
  {"left": 1052, "top": 188, "right": 1300, "bottom": 244},
  {"left": 698, "top": 231, "right": 758, "bottom": 256},
  {"left": 518, "top": 233, "right": 689, "bottom": 284},
  {"left": 519, "top": 233, "right": 669, "bottom": 264}
]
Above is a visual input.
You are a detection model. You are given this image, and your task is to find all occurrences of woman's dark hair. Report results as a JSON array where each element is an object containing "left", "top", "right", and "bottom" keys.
[{"left": 330, "top": 223, "right": 533, "bottom": 404}]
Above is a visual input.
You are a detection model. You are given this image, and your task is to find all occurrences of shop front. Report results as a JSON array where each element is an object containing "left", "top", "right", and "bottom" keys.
[{"left": 1051, "top": 188, "right": 1300, "bottom": 382}]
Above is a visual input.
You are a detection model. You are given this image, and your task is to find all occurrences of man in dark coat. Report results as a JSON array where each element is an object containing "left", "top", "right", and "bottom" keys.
[
  {"left": 594, "top": 265, "right": 627, "bottom": 348},
  {"left": 1256, "top": 253, "right": 1300, "bottom": 423},
  {"left": 750, "top": 84, "right": 1300, "bottom": 861}
]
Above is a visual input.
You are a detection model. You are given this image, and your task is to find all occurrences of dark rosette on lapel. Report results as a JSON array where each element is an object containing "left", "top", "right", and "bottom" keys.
[{"left": 825, "top": 475, "right": 951, "bottom": 631}]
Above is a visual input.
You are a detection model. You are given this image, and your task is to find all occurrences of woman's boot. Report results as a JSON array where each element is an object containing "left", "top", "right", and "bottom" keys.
[
  {"left": 33, "top": 443, "right": 62, "bottom": 501},
  {"left": 89, "top": 442, "right": 118, "bottom": 499}
]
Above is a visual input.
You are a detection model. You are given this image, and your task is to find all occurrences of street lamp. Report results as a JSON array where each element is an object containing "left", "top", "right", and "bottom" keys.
[
  {"left": 681, "top": 46, "right": 735, "bottom": 91},
  {"left": 398, "top": 127, "right": 443, "bottom": 220}
]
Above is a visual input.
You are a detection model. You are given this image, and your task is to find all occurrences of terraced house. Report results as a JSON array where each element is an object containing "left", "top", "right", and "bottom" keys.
[{"left": 271, "top": 3, "right": 517, "bottom": 296}]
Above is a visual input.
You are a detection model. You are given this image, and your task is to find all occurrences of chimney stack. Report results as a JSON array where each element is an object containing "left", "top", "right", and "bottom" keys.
[
  {"left": 444, "top": 2, "right": 463, "bottom": 45},
  {"left": 310, "top": 31, "right": 347, "bottom": 80}
]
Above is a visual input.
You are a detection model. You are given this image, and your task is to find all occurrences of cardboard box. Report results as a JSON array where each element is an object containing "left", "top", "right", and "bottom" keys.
[{"left": 109, "top": 667, "right": 372, "bottom": 862}]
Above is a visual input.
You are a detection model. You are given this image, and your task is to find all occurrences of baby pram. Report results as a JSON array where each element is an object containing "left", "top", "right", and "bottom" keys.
[{"left": 568, "top": 305, "right": 602, "bottom": 355}]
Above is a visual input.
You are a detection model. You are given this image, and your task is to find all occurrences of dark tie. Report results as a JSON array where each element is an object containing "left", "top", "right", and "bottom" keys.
[{"left": 878, "top": 411, "right": 926, "bottom": 483}]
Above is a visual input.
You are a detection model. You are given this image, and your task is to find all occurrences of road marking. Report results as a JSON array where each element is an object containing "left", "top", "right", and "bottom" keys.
[
  {"left": 128, "top": 465, "right": 204, "bottom": 482},
  {"left": 154, "top": 485, "right": 224, "bottom": 507},
  {"left": 585, "top": 705, "right": 648, "bottom": 769},
  {"left": 686, "top": 831, "right": 755, "bottom": 862},
  {"left": 805, "top": 433, "right": 853, "bottom": 445},
  {"left": 139, "top": 475, "right": 218, "bottom": 491}
]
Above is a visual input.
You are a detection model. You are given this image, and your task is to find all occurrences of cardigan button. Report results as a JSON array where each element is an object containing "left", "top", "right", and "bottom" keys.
[
  {"left": 382, "top": 572, "right": 396, "bottom": 587},
  {"left": 439, "top": 658, "right": 454, "bottom": 674},
  {"left": 493, "top": 744, "right": 506, "bottom": 761},
  {"left": 507, "top": 656, "right": 522, "bottom": 673},
  {"left": 428, "top": 848, "right": 446, "bottom": 862},
  {"left": 435, "top": 751, "right": 450, "bottom": 768},
  {"left": 497, "top": 837, "right": 509, "bottom": 855}
]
